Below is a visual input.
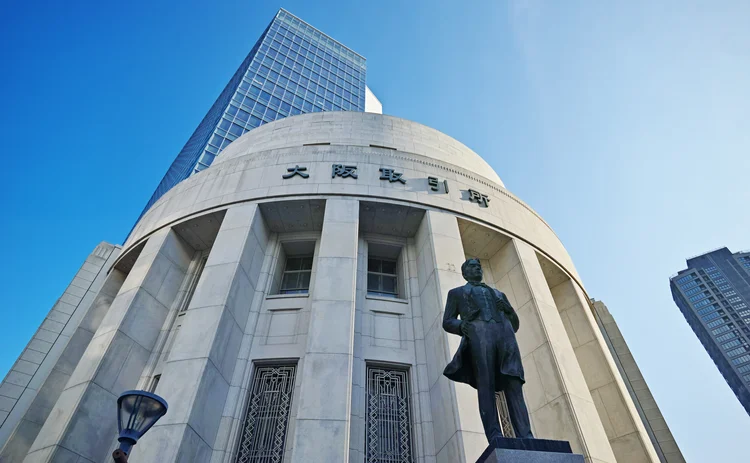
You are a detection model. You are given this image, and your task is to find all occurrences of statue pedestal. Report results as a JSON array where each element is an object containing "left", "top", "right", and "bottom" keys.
[{"left": 476, "top": 437, "right": 585, "bottom": 463}]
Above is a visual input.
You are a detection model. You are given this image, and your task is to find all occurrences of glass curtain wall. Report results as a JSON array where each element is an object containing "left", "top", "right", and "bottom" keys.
[{"left": 135, "top": 8, "right": 366, "bottom": 231}]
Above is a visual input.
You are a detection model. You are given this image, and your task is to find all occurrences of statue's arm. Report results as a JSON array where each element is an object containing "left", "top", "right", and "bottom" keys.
[
  {"left": 498, "top": 291, "right": 520, "bottom": 332},
  {"left": 442, "top": 290, "right": 462, "bottom": 336}
]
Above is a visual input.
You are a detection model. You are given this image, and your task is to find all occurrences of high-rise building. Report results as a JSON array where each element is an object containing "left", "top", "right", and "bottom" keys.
[
  {"left": 137, "top": 8, "right": 380, "bottom": 226},
  {"left": 670, "top": 247, "right": 750, "bottom": 415},
  {"left": 592, "top": 299, "right": 685, "bottom": 463}
]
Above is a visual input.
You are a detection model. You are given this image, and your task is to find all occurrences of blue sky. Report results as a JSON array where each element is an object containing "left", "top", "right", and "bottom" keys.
[{"left": 1, "top": 0, "right": 749, "bottom": 460}]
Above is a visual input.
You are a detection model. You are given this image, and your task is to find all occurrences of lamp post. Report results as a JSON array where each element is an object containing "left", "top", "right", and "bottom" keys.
[{"left": 112, "top": 390, "right": 168, "bottom": 463}]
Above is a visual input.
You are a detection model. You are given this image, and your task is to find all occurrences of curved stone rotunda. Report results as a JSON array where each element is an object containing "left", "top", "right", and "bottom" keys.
[{"left": 8, "top": 113, "right": 659, "bottom": 463}]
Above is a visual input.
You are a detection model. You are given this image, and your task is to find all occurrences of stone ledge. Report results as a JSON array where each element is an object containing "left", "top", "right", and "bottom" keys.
[
  {"left": 477, "top": 438, "right": 584, "bottom": 463},
  {"left": 478, "top": 449, "right": 585, "bottom": 463}
]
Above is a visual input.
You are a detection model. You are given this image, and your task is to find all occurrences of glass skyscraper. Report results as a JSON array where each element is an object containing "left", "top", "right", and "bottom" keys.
[
  {"left": 670, "top": 247, "right": 750, "bottom": 415},
  {"left": 138, "top": 8, "right": 371, "bottom": 224}
]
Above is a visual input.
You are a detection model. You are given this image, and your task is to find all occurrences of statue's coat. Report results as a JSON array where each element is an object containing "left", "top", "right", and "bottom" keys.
[{"left": 442, "top": 283, "right": 524, "bottom": 390}]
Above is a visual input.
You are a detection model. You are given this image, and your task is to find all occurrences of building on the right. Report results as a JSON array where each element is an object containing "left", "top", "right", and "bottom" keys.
[
  {"left": 592, "top": 300, "right": 685, "bottom": 463},
  {"left": 670, "top": 247, "right": 750, "bottom": 416}
]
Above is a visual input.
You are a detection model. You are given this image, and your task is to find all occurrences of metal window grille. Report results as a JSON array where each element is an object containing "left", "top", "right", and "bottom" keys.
[
  {"left": 366, "top": 366, "right": 413, "bottom": 463},
  {"left": 236, "top": 364, "right": 296, "bottom": 463},
  {"left": 367, "top": 258, "right": 398, "bottom": 298},
  {"left": 280, "top": 256, "right": 313, "bottom": 294},
  {"left": 495, "top": 392, "right": 515, "bottom": 438}
]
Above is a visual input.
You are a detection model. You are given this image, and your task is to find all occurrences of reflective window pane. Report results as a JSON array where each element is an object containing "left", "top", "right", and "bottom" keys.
[
  {"left": 381, "top": 260, "right": 397, "bottom": 275},
  {"left": 382, "top": 276, "right": 397, "bottom": 294},
  {"left": 367, "top": 273, "right": 379, "bottom": 292}
]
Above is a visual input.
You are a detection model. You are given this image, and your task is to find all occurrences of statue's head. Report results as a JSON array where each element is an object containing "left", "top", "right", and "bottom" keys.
[{"left": 461, "top": 258, "right": 483, "bottom": 283}]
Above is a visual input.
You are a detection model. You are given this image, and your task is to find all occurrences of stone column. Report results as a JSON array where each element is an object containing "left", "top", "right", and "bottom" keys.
[
  {"left": 135, "top": 204, "right": 268, "bottom": 462},
  {"left": 0, "top": 243, "right": 122, "bottom": 462},
  {"left": 289, "top": 199, "right": 359, "bottom": 462},
  {"left": 415, "top": 210, "right": 487, "bottom": 463},
  {"left": 488, "top": 239, "right": 617, "bottom": 462},
  {"left": 23, "top": 228, "right": 193, "bottom": 463},
  {"left": 551, "top": 280, "right": 659, "bottom": 462}
]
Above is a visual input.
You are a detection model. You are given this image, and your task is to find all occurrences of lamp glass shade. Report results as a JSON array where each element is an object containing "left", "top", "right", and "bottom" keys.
[{"left": 117, "top": 390, "right": 168, "bottom": 443}]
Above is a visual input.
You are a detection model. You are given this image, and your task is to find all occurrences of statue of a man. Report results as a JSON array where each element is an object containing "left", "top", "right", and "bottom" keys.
[{"left": 442, "top": 258, "right": 534, "bottom": 443}]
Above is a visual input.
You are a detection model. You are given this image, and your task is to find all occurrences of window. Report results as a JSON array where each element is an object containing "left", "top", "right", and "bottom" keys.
[
  {"left": 712, "top": 325, "right": 731, "bottom": 335},
  {"left": 271, "top": 241, "right": 316, "bottom": 295},
  {"left": 723, "top": 339, "right": 742, "bottom": 350},
  {"left": 180, "top": 256, "right": 208, "bottom": 313},
  {"left": 280, "top": 256, "right": 313, "bottom": 294},
  {"left": 680, "top": 280, "right": 699, "bottom": 290},
  {"left": 368, "top": 258, "right": 398, "bottom": 297},
  {"left": 684, "top": 287, "right": 706, "bottom": 297},
  {"left": 236, "top": 364, "right": 296, "bottom": 463},
  {"left": 726, "top": 346, "right": 750, "bottom": 357},
  {"left": 689, "top": 292, "right": 710, "bottom": 303},
  {"left": 707, "top": 319, "right": 724, "bottom": 328},
  {"left": 703, "top": 312, "right": 722, "bottom": 321},
  {"left": 367, "top": 242, "right": 403, "bottom": 299},
  {"left": 697, "top": 304, "right": 720, "bottom": 315},
  {"left": 149, "top": 375, "right": 161, "bottom": 393},
  {"left": 365, "top": 365, "right": 413, "bottom": 463},
  {"left": 716, "top": 332, "right": 738, "bottom": 342},
  {"left": 738, "top": 364, "right": 750, "bottom": 374},
  {"left": 732, "top": 355, "right": 750, "bottom": 366}
]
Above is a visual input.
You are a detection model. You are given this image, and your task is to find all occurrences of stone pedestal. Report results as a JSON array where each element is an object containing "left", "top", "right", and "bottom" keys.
[{"left": 477, "top": 437, "right": 584, "bottom": 463}]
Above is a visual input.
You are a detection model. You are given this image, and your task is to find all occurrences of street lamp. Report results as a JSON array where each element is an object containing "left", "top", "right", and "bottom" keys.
[{"left": 112, "top": 390, "right": 168, "bottom": 463}]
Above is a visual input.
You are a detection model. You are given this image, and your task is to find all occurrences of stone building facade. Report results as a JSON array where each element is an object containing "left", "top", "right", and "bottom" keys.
[
  {"left": 2, "top": 112, "right": 660, "bottom": 462},
  {"left": 592, "top": 300, "right": 685, "bottom": 463}
]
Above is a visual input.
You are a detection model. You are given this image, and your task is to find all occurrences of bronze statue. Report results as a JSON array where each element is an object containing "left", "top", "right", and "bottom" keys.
[{"left": 443, "top": 258, "right": 534, "bottom": 443}]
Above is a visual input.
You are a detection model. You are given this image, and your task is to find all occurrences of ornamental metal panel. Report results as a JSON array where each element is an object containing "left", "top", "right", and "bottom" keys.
[
  {"left": 496, "top": 391, "right": 515, "bottom": 438},
  {"left": 366, "top": 366, "right": 413, "bottom": 463},
  {"left": 236, "top": 364, "right": 296, "bottom": 463}
]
